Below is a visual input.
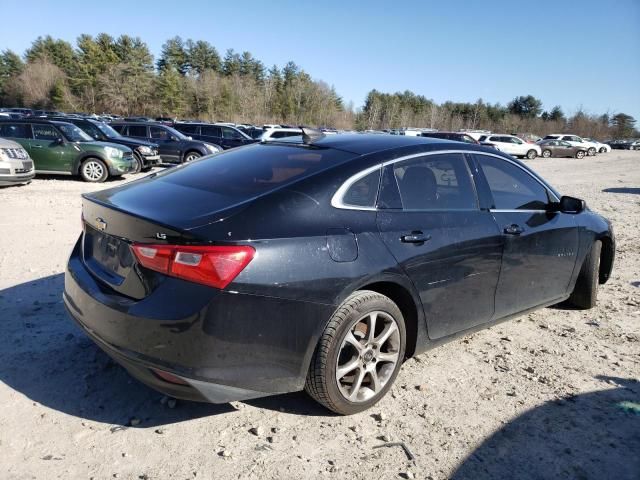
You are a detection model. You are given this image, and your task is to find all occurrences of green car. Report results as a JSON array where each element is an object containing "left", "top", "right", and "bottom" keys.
[{"left": 0, "top": 119, "right": 135, "bottom": 182}]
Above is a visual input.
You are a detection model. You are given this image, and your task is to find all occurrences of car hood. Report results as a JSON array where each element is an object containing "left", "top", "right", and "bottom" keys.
[{"left": 0, "top": 138, "right": 24, "bottom": 149}]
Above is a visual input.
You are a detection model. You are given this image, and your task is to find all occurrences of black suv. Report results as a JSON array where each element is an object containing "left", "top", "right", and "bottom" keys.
[
  {"left": 49, "top": 117, "right": 160, "bottom": 172},
  {"left": 173, "top": 122, "right": 257, "bottom": 150},
  {"left": 110, "top": 122, "right": 222, "bottom": 164}
]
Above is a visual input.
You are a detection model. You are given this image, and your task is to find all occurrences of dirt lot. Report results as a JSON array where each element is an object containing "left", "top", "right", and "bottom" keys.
[{"left": 1, "top": 151, "right": 639, "bottom": 480}]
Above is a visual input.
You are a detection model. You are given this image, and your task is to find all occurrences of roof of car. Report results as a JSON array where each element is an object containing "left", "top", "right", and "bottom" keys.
[{"left": 274, "top": 133, "right": 472, "bottom": 155}]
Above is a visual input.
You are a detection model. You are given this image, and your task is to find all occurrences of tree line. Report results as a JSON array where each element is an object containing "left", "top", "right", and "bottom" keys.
[{"left": 0, "top": 34, "right": 637, "bottom": 138}]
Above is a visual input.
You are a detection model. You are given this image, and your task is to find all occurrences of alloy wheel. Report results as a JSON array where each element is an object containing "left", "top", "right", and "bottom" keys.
[
  {"left": 542, "top": 150, "right": 551, "bottom": 158},
  {"left": 185, "top": 153, "right": 200, "bottom": 162},
  {"left": 335, "top": 311, "right": 401, "bottom": 403},
  {"left": 83, "top": 161, "right": 105, "bottom": 181}
]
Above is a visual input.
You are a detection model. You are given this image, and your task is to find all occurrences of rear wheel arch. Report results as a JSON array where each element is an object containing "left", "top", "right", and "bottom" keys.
[
  {"left": 355, "top": 280, "right": 421, "bottom": 359},
  {"left": 73, "top": 152, "right": 108, "bottom": 175}
]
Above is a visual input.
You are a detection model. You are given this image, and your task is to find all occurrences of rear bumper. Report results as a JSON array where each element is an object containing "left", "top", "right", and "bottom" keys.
[{"left": 63, "top": 238, "right": 334, "bottom": 403}]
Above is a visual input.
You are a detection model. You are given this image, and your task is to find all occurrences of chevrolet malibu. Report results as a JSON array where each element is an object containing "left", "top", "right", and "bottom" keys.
[{"left": 64, "top": 133, "right": 615, "bottom": 415}]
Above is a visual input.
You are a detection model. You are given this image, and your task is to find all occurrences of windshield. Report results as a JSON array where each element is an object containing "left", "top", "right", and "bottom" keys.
[
  {"left": 96, "top": 122, "right": 122, "bottom": 139},
  {"left": 57, "top": 124, "right": 93, "bottom": 142}
]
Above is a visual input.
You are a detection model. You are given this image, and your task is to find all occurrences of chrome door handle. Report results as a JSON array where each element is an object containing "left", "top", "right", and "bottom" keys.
[{"left": 401, "top": 231, "right": 431, "bottom": 243}]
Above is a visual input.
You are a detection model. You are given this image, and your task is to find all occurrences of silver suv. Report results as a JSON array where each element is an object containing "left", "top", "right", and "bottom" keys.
[{"left": 0, "top": 137, "right": 35, "bottom": 186}]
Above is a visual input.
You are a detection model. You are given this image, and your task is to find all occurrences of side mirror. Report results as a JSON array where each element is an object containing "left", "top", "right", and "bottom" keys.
[
  {"left": 171, "top": 135, "right": 179, "bottom": 141},
  {"left": 54, "top": 137, "right": 64, "bottom": 145},
  {"left": 557, "top": 195, "right": 586, "bottom": 214}
]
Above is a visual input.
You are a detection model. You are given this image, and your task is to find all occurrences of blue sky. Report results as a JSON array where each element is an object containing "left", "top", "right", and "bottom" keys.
[{"left": 2, "top": 0, "right": 639, "bottom": 119}]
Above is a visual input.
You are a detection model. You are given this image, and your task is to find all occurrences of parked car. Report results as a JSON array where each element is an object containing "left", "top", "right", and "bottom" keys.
[
  {"left": 0, "top": 119, "right": 135, "bottom": 182},
  {"left": 173, "top": 122, "right": 257, "bottom": 150},
  {"left": 64, "top": 133, "right": 614, "bottom": 415},
  {"left": 420, "top": 132, "right": 479, "bottom": 144},
  {"left": 605, "top": 139, "right": 628, "bottom": 150},
  {"left": 538, "top": 140, "right": 587, "bottom": 159},
  {"left": 237, "top": 125, "right": 264, "bottom": 139},
  {"left": 110, "top": 122, "right": 221, "bottom": 164},
  {"left": 541, "top": 134, "right": 598, "bottom": 156},
  {"left": 582, "top": 138, "right": 611, "bottom": 153},
  {"left": 49, "top": 117, "right": 161, "bottom": 172},
  {"left": 0, "top": 137, "right": 35, "bottom": 186},
  {"left": 477, "top": 134, "right": 541, "bottom": 159},
  {"left": 260, "top": 127, "right": 303, "bottom": 141}
]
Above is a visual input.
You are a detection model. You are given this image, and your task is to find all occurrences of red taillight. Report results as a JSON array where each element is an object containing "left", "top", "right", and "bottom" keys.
[
  {"left": 131, "top": 243, "right": 255, "bottom": 289},
  {"left": 150, "top": 368, "right": 189, "bottom": 385}
]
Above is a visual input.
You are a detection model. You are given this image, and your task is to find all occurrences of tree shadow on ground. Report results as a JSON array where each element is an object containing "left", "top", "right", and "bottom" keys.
[
  {"left": 602, "top": 187, "right": 640, "bottom": 195},
  {"left": 0, "top": 274, "right": 328, "bottom": 428},
  {"left": 451, "top": 376, "right": 640, "bottom": 480}
]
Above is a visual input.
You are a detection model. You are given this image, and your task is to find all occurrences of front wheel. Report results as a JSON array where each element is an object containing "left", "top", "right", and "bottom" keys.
[
  {"left": 183, "top": 151, "right": 201, "bottom": 163},
  {"left": 526, "top": 149, "right": 538, "bottom": 159},
  {"left": 575, "top": 150, "right": 586, "bottom": 159},
  {"left": 305, "top": 290, "right": 406, "bottom": 415},
  {"left": 599, "top": 147, "right": 607, "bottom": 153},
  {"left": 542, "top": 149, "right": 552, "bottom": 158},
  {"left": 587, "top": 147, "right": 596, "bottom": 156},
  {"left": 80, "top": 158, "right": 108, "bottom": 183},
  {"left": 131, "top": 152, "right": 143, "bottom": 174}
]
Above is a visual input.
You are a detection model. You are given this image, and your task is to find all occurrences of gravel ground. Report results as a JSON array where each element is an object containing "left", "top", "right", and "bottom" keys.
[{"left": 1, "top": 151, "right": 639, "bottom": 480}]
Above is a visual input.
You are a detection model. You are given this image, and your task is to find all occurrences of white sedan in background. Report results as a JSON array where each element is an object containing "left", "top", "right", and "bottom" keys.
[
  {"left": 583, "top": 137, "right": 611, "bottom": 153},
  {"left": 541, "top": 134, "right": 599, "bottom": 156},
  {"left": 478, "top": 134, "right": 542, "bottom": 159}
]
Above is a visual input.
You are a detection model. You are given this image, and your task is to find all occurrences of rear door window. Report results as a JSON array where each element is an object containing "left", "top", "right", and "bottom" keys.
[
  {"left": 476, "top": 154, "right": 549, "bottom": 210},
  {"left": 201, "top": 125, "right": 222, "bottom": 137},
  {"left": 0, "top": 123, "right": 32, "bottom": 138},
  {"left": 177, "top": 124, "right": 199, "bottom": 135},
  {"left": 33, "top": 124, "right": 62, "bottom": 141},
  {"left": 128, "top": 125, "right": 148, "bottom": 137},
  {"left": 393, "top": 153, "right": 478, "bottom": 210}
]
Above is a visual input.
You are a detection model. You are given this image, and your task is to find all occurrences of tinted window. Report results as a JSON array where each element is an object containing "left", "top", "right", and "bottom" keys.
[
  {"left": 478, "top": 135, "right": 487, "bottom": 142},
  {"left": 111, "top": 124, "right": 126, "bottom": 134},
  {"left": 157, "top": 144, "right": 354, "bottom": 199},
  {"left": 393, "top": 153, "right": 477, "bottom": 210},
  {"left": 0, "top": 123, "right": 32, "bottom": 138},
  {"left": 150, "top": 126, "right": 169, "bottom": 140},
  {"left": 342, "top": 169, "right": 381, "bottom": 208},
  {"left": 33, "top": 124, "right": 62, "bottom": 141},
  {"left": 128, "top": 125, "right": 148, "bottom": 137},
  {"left": 177, "top": 124, "right": 199, "bottom": 135},
  {"left": 201, "top": 125, "right": 222, "bottom": 137},
  {"left": 461, "top": 135, "right": 476, "bottom": 144},
  {"left": 222, "top": 127, "right": 243, "bottom": 139},
  {"left": 477, "top": 155, "right": 549, "bottom": 210}
]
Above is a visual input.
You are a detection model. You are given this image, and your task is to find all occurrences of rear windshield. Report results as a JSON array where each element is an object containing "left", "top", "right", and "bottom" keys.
[{"left": 157, "top": 143, "right": 354, "bottom": 199}]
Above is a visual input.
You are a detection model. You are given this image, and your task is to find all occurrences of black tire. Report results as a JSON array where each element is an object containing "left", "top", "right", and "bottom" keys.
[
  {"left": 575, "top": 150, "right": 586, "bottom": 159},
  {"left": 305, "top": 290, "right": 406, "bottom": 415},
  {"left": 131, "top": 152, "right": 143, "bottom": 174},
  {"left": 80, "top": 158, "right": 109, "bottom": 183},
  {"left": 587, "top": 147, "right": 596, "bottom": 156},
  {"left": 569, "top": 240, "right": 601, "bottom": 309},
  {"left": 183, "top": 151, "right": 201, "bottom": 163},
  {"left": 542, "top": 149, "right": 552, "bottom": 158},
  {"left": 599, "top": 147, "right": 606, "bottom": 153},
  {"left": 526, "top": 149, "right": 537, "bottom": 160}
]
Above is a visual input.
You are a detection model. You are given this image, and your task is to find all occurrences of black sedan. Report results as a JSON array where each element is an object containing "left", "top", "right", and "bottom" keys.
[{"left": 64, "top": 133, "right": 615, "bottom": 415}]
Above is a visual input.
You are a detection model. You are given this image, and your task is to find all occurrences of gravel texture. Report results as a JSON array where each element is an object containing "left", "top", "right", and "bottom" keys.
[{"left": 0, "top": 151, "right": 639, "bottom": 480}]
